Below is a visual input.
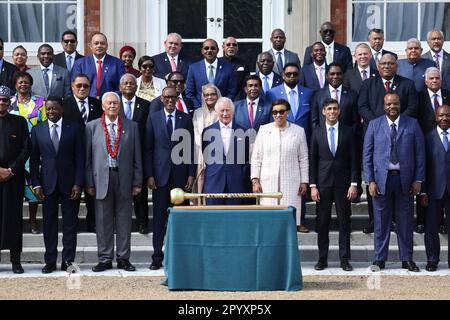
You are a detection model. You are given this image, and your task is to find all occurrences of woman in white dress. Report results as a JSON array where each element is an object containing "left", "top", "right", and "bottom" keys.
[{"left": 251, "top": 99, "right": 309, "bottom": 227}]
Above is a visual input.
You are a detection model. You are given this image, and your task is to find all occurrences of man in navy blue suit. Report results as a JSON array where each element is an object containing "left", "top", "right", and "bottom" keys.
[
  {"left": 152, "top": 33, "right": 190, "bottom": 80},
  {"left": 202, "top": 97, "right": 250, "bottom": 204},
  {"left": 367, "top": 29, "right": 397, "bottom": 71},
  {"left": 344, "top": 43, "right": 379, "bottom": 94},
  {"left": 363, "top": 93, "right": 425, "bottom": 272},
  {"left": 301, "top": 42, "right": 327, "bottom": 91},
  {"left": 255, "top": 52, "right": 283, "bottom": 97},
  {"left": 145, "top": 86, "right": 196, "bottom": 270},
  {"left": 186, "top": 39, "right": 237, "bottom": 107},
  {"left": 30, "top": 97, "right": 85, "bottom": 273},
  {"left": 72, "top": 32, "right": 125, "bottom": 99}
]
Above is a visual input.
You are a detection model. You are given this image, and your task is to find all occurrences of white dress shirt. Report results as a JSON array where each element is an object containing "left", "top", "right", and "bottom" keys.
[
  {"left": 167, "top": 54, "right": 179, "bottom": 67},
  {"left": 329, "top": 84, "right": 342, "bottom": 103},
  {"left": 93, "top": 55, "right": 106, "bottom": 73},
  {"left": 219, "top": 120, "right": 233, "bottom": 154},
  {"left": 437, "top": 125, "right": 449, "bottom": 146},
  {"left": 386, "top": 115, "right": 400, "bottom": 170},
  {"left": 48, "top": 117, "right": 63, "bottom": 140}
]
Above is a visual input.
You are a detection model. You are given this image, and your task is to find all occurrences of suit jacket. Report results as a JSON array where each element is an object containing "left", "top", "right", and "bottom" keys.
[
  {"left": 85, "top": 117, "right": 142, "bottom": 200},
  {"left": 30, "top": 119, "right": 85, "bottom": 195},
  {"left": 72, "top": 54, "right": 125, "bottom": 98},
  {"left": 368, "top": 49, "right": 397, "bottom": 71},
  {"left": 422, "top": 50, "right": 450, "bottom": 80},
  {"left": 304, "top": 42, "right": 353, "bottom": 73},
  {"left": 256, "top": 72, "right": 283, "bottom": 99},
  {"left": 343, "top": 66, "right": 379, "bottom": 94},
  {"left": 63, "top": 96, "right": 103, "bottom": 126},
  {"left": 233, "top": 98, "right": 272, "bottom": 132},
  {"left": 300, "top": 63, "right": 328, "bottom": 91},
  {"left": 363, "top": 115, "right": 425, "bottom": 195},
  {"left": 309, "top": 124, "right": 359, "bottom": 188},
  {"left": 0, "top": 59, "right": 19, "bottom": 91},
  {"left": 266, "top": 83, "right": 314, "bottom": 140},
  {"left": 358, "top": 75, "right": 418, "bottom": 128},
  {"left": 120, "top": 96, "right": 150, "bottom": 151},
  {"left": 186, "top": 58, "right": 237, "bottom": 107},
  {"left": 425, "top": 128, "right": 450, "bottom": 199},
  {"left": 264, "top": 48, "right": 302, "bottom": 76},
  {"left": 149, "top": 94, "right": 194, "bottom": 115},
  {"left": 418, "top": 89, "right": 450, "bottom": 134},
  {"left": 396, "top": 58, "right": 436, "bottom": 92},
  {"left": 224, "top": 55, "right": 250, "bottom": 100},
  {"left": 28, "top": 64, "right": 71, "bottom": 99},
  {"left": 310, "top": 86, "right": 361, "bottom": 135},
  {"left": 152, "top": 52, "right": 190, "bottom": 79},
  {"left": 54, "top": 51, "right": 84, "bottom": 71},
  {"left": 201, "top": 121, "right": 250, "bottom": 194},
  {"left": 144, "top": 109, "right": 196, "bottom": 187}
]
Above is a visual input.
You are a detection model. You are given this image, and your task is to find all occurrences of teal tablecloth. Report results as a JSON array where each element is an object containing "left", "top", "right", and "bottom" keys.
[{"left": 164, "top": 207, "right": 302, "bottom": 291}]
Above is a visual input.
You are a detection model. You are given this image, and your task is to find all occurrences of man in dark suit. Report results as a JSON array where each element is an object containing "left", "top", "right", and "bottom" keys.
[
  {"left": 301, "top": 42, "right": 327, "bottom": 91},
  {"left": 150, "top": 71, "right": 194, "bottom": 115},
  {"left": 344, "top": 43, "right": 379, "bottom": 94},
  {"left": 222, "top": 37, "right": 250, "bottom": 100},
  {"left": 0, "top": 38, "right": 19, "bottom": 91},
  {"left": 303, "top": 22, "right": 352, "bottom": 73},
  {"left": 63, "top": 74, "right": 102, "bottom": 232},
  {"left": 85, "top": 92, "right": 142, "bottom": 272},
  {"left": 119, "top": 73, "right": 150, "bottom": 235},
  {"left": 367, "top": 28, "right": 397, "bottom": 71},
  {"left": 255, "top": 52, "right": 283, "bottom": 97},
  {"left": 186, "top": 39, "right": 237, "bottom": 107},
  {"left": 152, "top": 33, "right": 190, "bottom": 80},
  {"left": 422, "top": 29, "right": 450, "bottom": 80},
  {"left": 53, "top": 30, "right": 84, "bottom": 74},
  {"left": 30, "top": 97, "right": 84, "bottom": 273},
  {"left": 422, "top": 104, "right": 450, "bottom": 271},
  {"left": 363, "top": 93, "right": 425, "bottom": 272},
  {"left": 202, "top": 97, "right": 250, "bottom": 204},
  {"left": 145, "top": 86, "right": 195, "bottom": 270},
  {"left": 310, "top": 98, "right": 359, "bottom": 271},
  {"left": 72, "top": 32, "right": 125, "bottom": 99}
]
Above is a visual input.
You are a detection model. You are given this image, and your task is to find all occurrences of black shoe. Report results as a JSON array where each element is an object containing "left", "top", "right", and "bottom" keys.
[
  {"left": 363, "top": 224, "right": 374, "bottom": 234},
  {"left": 402, "top": 261, "right": 420, "bottom": 272},
  {"left": 117, "top": 259, "right": 136, "bottom": 272},
  {"left": 372, "top": 260, "right": 385, "bottom": 270},
  {"left": 391, "top": 221, "right": 397, "bottom": 233},
  {"left": 415, "top": 224, "right": 425, "bottom": 234},
  {"left": 12, "top": 263, "right": 24, "bottom": 274},
  {"left": 61, "top": 261, "right": 74, "bottom": 272},
  {"left": 149, "top": 262, "right": 162, "bottom": 270},
  {"left": 340, "top": 260, "right": 353, "bottom": 271},
  {"left": 41, "top": 263, "right": 57, "bottom": 274},
  {"left": 92, "top": 262, "right": 112, "bottom": 272},
  {"left": 439, "top": 225, "right": 448, "bottom": 235},
  {"left": 314, "top": 260, "right": 328, "bottom": 270},
  {"left": 425, "top": 261, "right": 438, "bottom": 272},
  {"left": 138, "top": 224, "right": 150, "bottom": 235}
]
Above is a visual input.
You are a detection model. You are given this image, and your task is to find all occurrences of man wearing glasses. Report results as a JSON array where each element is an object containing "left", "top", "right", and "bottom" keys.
[
  {"left": 222, "top": 37, "right": 250, "bottom": 100},
  {"left": 0, "top": 37, "right": 19, "bottom": 91},
  {"left": 54, "top": 30, "right": 84, "bottom": 74}
]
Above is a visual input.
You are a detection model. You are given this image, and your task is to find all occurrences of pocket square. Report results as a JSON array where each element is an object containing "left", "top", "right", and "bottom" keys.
[
  {"left": 56, "top": 76, "right": 63, "bottom": 81},
  {"left": 10, "top": 135, "right": 17, "bottom": 138},
  {"left": 237, "top": 67, "right": 245, "bottom": 71}
]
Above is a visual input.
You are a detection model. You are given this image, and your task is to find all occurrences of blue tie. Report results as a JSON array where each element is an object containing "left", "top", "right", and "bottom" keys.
[
  {"left": 390, "top": 123, "right": 398, "bottom": 164},
  {"left": 263, "top": 76, "right": 270, "bottom": 93},
  {"left": 276, "top": 52, "right": 283, "bottom": 73},
  {"left": 329, "top": 127, "right": 336, "bottom": 156},
  {"left": 289, "top": 90, "right": 298, "bottom": 117},
  {"left": 167, "top": 114, "right": 173, "bottom": 136},
  {"left": 208, "top": 65, "right": 215, "bottom": 84},
  {"left": 443, "top": 131, "right": 449, "bottom": 152},
  {"left": 125, "top": 100, "right": 132, "bottom": 120},
  {"left": 67, "top": 55, "right": 73, "bottom": 72},
  {"left": 43, "top": 68, "right": 50, "bottom": 92}
]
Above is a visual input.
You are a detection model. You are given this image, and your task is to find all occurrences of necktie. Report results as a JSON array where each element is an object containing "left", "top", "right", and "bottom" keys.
[
  {"left": 248, "top": 101, "right": 254, "bottom": 128},
  {"left": 43, "top": 68, "right": 50, "bottom": 92},
  {"left": 333, "top": 89, "right": 339, "bottom": 102},
  {"left": 51, "top": 123, "right": 59, "bottom": 153},
  {"left": 176, "top": 97, "right": 184, "bottom": 112},
  {"left": 434, "top": 54, "right": 440, "bottom": 70},
  {"left": 67, "top": 55, "right": 73, "bottom": 72},
  {"left": 276, "top": 52, "right": 283, "bottom": 73},
  {"left": 433, "top": 94, "right": 440, "bottom": 114},
  {"left": 208, "top": 65, "right": 215, "bottom": 84},
  {"left": 289, "top": 90, "right": 298, "bottom": 117},
  {"left": 263, "top": 76, "right": 270, "bottom": 93},
  {"left": 385, "top": 80, "right": 391, "bottom": 93},
  {"left": 443, "top": 131, "right": 449, "bottom": 152},
  {"left": 390, "top": 123, "right": 398, "bottom": 164},
  {"left": 329, "top": 127, "right": 336, "bottom": 156},
  {"left": 326, "top": 46, "right": 333, "bottom": 65},
  {"left": 362, "top": 70, "right": 368, "bottom": 80},
  {"left": 79, "top": 100, "right": 87, "bottom": 123},
  {"left": 167, "top": 114, "right": 173, "bottom": 137},
  {"left": 317, "top": 67, "right": 324, "bottom": 88},
  {"left": 125, "top": 100, "right": 132, "bottom": 120},
  {"left": 170, "top": 57, "right": 177, "bottom": 72},
  {"left": 109, "top": 123, "right": 117, "bottom": 167},
  {"left": 96, "top": 60, "right": 103, "bottom": 98}
]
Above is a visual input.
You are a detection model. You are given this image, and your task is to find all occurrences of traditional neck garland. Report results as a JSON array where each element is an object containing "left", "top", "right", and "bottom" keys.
[{"left": 101, "top": 113, "right": 122, "bottom": 158}]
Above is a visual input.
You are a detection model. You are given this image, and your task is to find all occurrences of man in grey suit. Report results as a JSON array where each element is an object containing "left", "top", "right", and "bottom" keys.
[
  {"left": 85, "top": 92, "right": 142, "bottom": 272},
  {"left": 28, "top": 44, "right": 71, "bottom": 99},
  {"left": 422, "top": 29, "right": 450, "bottom": 80}
]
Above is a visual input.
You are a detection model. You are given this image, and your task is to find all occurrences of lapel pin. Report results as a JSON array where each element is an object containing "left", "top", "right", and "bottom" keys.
[{"left": 136, "top": 104, "right": 140, "bottom": 109}]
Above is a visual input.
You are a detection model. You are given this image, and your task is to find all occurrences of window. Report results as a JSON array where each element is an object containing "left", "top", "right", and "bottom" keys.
[
  {"left": 0, "top": 0, "right": 83, "bottom": 54},
  {"left": 348, "top": 1, "right": 450, "bottom": 53}
]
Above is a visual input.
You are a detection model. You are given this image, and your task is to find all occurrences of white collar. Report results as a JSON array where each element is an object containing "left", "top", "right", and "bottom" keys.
[
  {"left": 329, "top": 84, "right": 342, "bottom": 92},
  {"left": 386, "top": 115, "right": 400, "bottom": 127},
  {"left": 48, "top": 117, "right": 63, "bottom": 128},
  {"left": 105, "top": 116, "right": 119, "bottom": 126},
  {"left": 357, "top": 66, "right": 370, "bottom": 74},
  {"left": 313, "top": 62, "right": 326, "bottom": 69},
  {"left": 322, "top": 41, "right": 334, "bottom": 48},
  {"left": 219, "top": 120, "right": 232, "bottom": 128},
  {"left": 40, "top": 63, "right": 54, "bottom": 71},
  {"left": 247, "top": 97, "right": 260, "bottom": 106},
  {"left": 164, "top": 109, "right": 176, "bottom": 118},
  {"left": 432, "top": 49, "right": 443, "bottom": 58},
  {"left": 428, "top": 88, "right": 442, "bottom": 99},
  {"left": 437, "top": 125, "right": 448, "bottom": 135},
  {"left": 260, "top": 72, "right": 274, "bottom": 80},
  {"left": 284, "top": 83, "right": 297, "bottom": 94},
  {"left": 122, "top": 96, "right": 136, "bottom": 104},
  {"left": 167, "top": 53, "right": 179, "bottom": 61},
  {"left": 325, "top": 121, "right": 339, "bottom": 131},
  {"left": 273, "top": 48, "right": 285, "bottom": 55},
  {"left": 65, "top": 52, "right": 76, "bottom": 59},
  {"left": 205, "top": 59, "right": 218, "bottom": 69},
  {"left": 93, "top": 55, "right": 106, "bottom": 63}
]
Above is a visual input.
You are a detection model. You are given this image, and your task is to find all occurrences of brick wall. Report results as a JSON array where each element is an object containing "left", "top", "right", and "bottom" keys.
[
  {"left": 84, "top": 0, "right": 101, "bottom": 54},
  {"left": 331, "top": 0, "right": 347, "bottom": 44}
]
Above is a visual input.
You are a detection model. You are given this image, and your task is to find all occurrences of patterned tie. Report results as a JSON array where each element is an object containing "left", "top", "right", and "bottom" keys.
[
  {"left": 326, "top": 46, "right": 333, "bottom": 65},
  {"left": 51, "top": 123, "right": 59, "bottom": 153},
  {"left": 79, "top": 100, "right": 87, "bottom": 123},
  {"left": 109, "top": 123, "right": 117, "bottom": 167},
  {"left": 67, "top": 55, "right": 73, "bottom": 72},
  {"left": 333, "top": 89, "right": 339, "bottom": 102},
  {"left": 208, "top": 65, "right": 215, "bottom": 84},
  {"left": 329, "top": 127, "right": 336, "bottom": 156},
  {"left": 433, "top": 94, "right": 440, "bottom": 115},
  {"left": 263, "top": 76, "right": 270, "bottom": 93},
  {"left": 443, "top": 131, "right": 449, "bottom": 152},
  {"left": 362, "top": 70, "right": 368, "bottom": 80},
  {"left": 289, "top": 90, "right": 298, "bottom": 117},
  {"left": 96, "top": 60, "right": 103, "bottom": 98},
  {"left": 435, "top": 54, "right": 440, "bottom": 70},
  {"left": 385, "top": 80, "right": 391, "bottom": 93},
  {"left": 276, "top": 52, "right": 283, "bottom": 73},
  {"left": 248, "top": 101, "right": 254, "bottom": 128},
  {"left": 176, "top": 97, "right": 184, "bottom": 112},
  {"left": 317, "top": 67, "right": 324, "bottom": 88},
  {"left": 170, "top": 57, "right": 177, "bottom": 72},
  {"left": 374, "top": 51, "right": 380, "bottom": 63},
  {"left": 390, "top": 123, "right": 398, "bottom": 164},
  {"left": 125, "top": 100, "right": 132, "bottom": 120},
  {"left": 43, "top": 68, "right": 50, "bottom": 92},
  {"left": 167, "top": 114, "right": 173, "bottom": 137}
]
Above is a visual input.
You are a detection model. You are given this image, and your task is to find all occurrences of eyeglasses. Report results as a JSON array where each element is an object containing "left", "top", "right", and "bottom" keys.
[
  {"left": 162, "top": 95, "right": 178, "bottom": 100},
  {"left": 141, "top": 64, "right": 154, "bottom": 69},
  {"left": 203, "top": 47, "right": 217, "bottom": 51},
  {"left": 74, "top": 83, "right": 90, "bottom": 89},
  {"left": 204, "top": 93, "right": 217, "bottom": 97},
  {"left": 0, "top": 98, "right": 10, "bottom": 102},
  {"left": 379, "top": 62, "right": 395, "bottom": 66},
  {"left": 169, "top": 80, "right": 185, "bottom": 85},
  {"left": 63, "top": 39, "right": 77, "bottom": 44},
  {"left": 272, "top": 110, "right": 287, "bottom": 116},
  {"left": 322, "top": 29, "right": 335, "bottom": 34},
  {"left": 284, "top": 72, "right": 299, "bottom": 77},
  {"left": 225, "top": 43, "right": 238, "bottom": 47}
]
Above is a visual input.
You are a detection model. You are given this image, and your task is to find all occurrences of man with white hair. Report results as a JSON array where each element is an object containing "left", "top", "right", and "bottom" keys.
[
  {"left": 422, "top": 29, "right": 450, "bottom": 79},
  {"left": 397, "top": 38, "right": 435, "bottom": 92},
  {"left": 152, "top": 33, "right": 190, "bottom": 79}
]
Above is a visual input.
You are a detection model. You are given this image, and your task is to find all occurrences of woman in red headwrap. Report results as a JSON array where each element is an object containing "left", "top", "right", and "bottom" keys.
[{"left": 119, "top": 45, "right": 141, "bottom": 77}]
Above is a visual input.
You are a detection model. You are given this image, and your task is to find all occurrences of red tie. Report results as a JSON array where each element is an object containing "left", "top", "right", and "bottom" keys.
[
  {"left": 96, "top": 60, "right": 102, "bottom": 98},
  {"left": 385, "top": 80, "right": 391, "bottom": 93},
  {"left": 248, "top": 101, "right": 254, "bottom": 128},
  {"left": 177, "top": 97, "right": 184, "bottom": 112},
  {"left": 170, "top": 57, "right": 177, "bottom": 72}
]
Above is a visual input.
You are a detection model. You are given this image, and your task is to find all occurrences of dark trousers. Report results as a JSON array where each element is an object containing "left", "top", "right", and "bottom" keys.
[
  {"left": 43, "top": 188, "right": 78, "bottom": 263},
  {"left": 10, "top": 250, "right": 21, "bottom": 264},
  {"left": 373, "top": 174, "right": 414, "bottom": 261},
  {"left": 367, "top": 185, "right": 396, "bottom": 226},
  {"left": 425, "top": 194, "right": 450, "bottom": 263},
  {"left": 84, "top": 191, "right": 96, "bottom": 228},
  {"left": 133, "top": 183, "right": 149, "bottom": 227},
  {"left": 316, "top": 187, "right": 351, "bottom": 261}
]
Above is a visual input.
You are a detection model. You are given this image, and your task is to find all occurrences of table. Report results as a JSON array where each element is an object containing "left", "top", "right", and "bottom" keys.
[{"left": 163, "top": 207, "right": 302, "bottom": 291}]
